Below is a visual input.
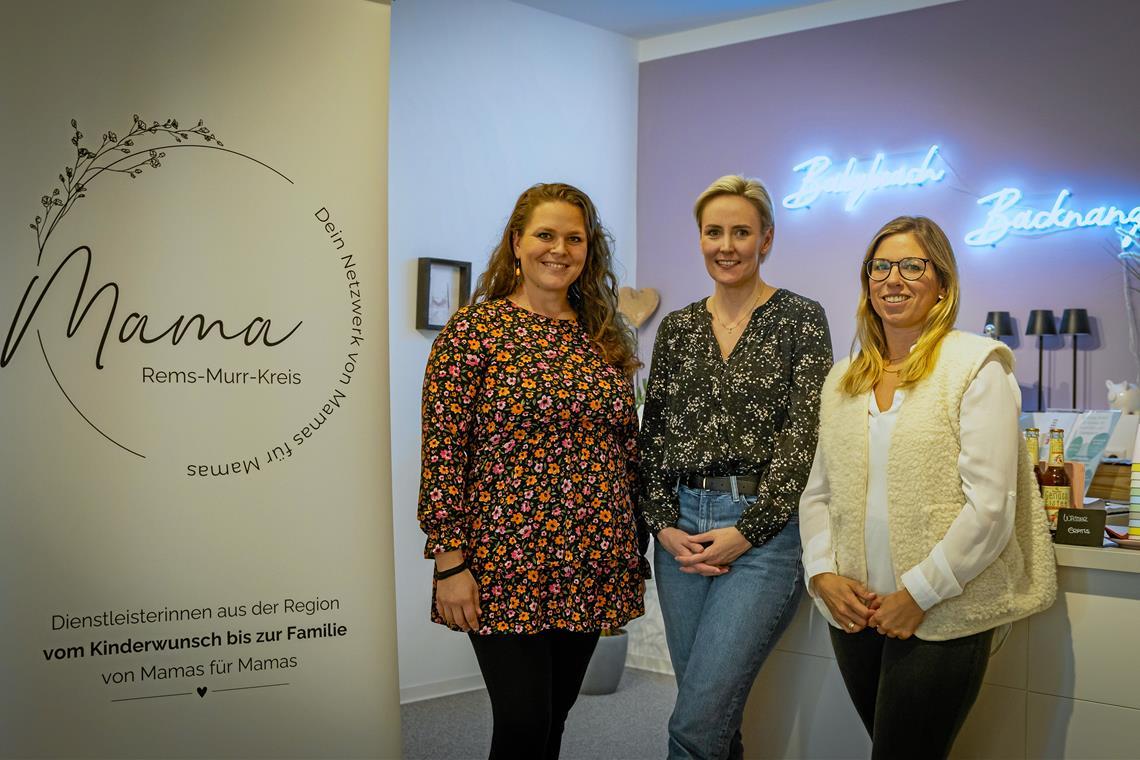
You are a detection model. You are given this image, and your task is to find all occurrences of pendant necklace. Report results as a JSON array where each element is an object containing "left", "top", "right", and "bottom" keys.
[
  {"left": 712, "top": 285, "right": 766, "bottom": 333},
  {"left": 882, "top": 355, "right": 907, "bottom": 374}
]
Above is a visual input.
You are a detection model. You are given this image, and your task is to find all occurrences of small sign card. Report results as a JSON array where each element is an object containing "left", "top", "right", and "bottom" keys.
[{"left": 1053, "top": 507, "right": 1107, "bottom": 547}]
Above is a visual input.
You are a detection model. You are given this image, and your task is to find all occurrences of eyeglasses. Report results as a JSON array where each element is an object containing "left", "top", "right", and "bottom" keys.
[{"left": 865, "top": 257, "right": 930, "bottom": 282}]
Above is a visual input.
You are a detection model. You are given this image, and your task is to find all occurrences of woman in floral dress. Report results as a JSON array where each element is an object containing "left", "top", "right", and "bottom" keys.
[{"left": 418, "top": 182, "right": 648, "bottom": 759}]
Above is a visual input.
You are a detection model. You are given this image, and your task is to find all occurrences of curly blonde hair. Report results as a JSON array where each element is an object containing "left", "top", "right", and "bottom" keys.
[{"left": 472, "top": 183, "right": 640, "bottom": 377}]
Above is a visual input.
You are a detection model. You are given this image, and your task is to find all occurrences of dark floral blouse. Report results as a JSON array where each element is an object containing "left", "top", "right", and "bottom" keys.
[
  {"left": 419, "top": 298, "right": 648, "bottom": 635},
  {"left": 638, "top": 289, "right": 832, "bottom": 547}
]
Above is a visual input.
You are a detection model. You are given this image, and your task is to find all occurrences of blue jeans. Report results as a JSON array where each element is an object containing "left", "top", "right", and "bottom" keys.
[{"left": 655, "top": 484, "right": 803, "bottom": 760}]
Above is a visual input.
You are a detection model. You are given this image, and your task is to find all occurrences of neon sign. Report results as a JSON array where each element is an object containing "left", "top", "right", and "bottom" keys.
[
  {"left": 964, "top": 188, "right": 1140, "bottom": 247},
  {"left": 1121, "top": 220, "right": 1140, "bottom": 252},
  {"left": 782, "top": 145, "right": 945, "bottom": 211}
]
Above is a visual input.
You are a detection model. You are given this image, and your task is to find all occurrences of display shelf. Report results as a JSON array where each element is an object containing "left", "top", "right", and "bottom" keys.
[{"left": 1053, "top": 544, "right": 1140, "bottom": 574}]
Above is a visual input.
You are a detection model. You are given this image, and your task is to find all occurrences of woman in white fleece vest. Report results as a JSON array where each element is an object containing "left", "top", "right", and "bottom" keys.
[{"left": 799, "top": 216, "right": 1056, "bottom": 759}]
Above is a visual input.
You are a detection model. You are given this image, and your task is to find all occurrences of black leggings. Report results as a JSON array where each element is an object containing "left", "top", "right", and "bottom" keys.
[
  {"left": 468, "top": 629, "right": 600, "bottom": 760},
  {"left": 829, "top": 626, "right": 993, "bottom": 760}
]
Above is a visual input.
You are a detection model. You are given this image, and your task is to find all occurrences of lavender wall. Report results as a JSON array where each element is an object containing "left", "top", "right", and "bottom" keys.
[{"left": 637, "top": 0, "right": 1140, "bottom": 410}]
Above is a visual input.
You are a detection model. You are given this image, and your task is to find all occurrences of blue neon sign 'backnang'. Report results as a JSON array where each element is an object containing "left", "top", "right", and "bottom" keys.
[{"left": 964, "top": 187, "right": 1140, "bottom": 247}]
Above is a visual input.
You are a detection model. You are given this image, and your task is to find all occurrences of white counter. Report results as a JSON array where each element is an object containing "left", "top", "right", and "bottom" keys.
[
  {"left": 1054, "top": 543, "right": 1140, "bottom": 573},
  {"left": 740, "top": 546, "right": 1140, "bottom": 758}
]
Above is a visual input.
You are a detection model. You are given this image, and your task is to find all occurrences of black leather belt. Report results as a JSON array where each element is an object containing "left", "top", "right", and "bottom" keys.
[{"left": 682, "top": 474, "right": 761, "bottom": 495}]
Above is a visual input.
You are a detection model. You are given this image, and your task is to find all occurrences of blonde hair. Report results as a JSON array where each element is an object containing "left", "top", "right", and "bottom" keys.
[
  {"left": 839, "top": 216, "right": 960, "bottom": 395},
  {"left": 693, "top": 175, "right": 775, "bottom": 260}
]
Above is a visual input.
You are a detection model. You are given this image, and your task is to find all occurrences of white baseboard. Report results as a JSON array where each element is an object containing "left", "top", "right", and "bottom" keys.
[
  {"left": 401, "top": 659, "right": 673, "bottom": 704},
  {"left": 626, "top": 653, "right": 674, "bottom": 675},
  {"left": 400, "top": 673, "right": 486, "bottom": 704}
]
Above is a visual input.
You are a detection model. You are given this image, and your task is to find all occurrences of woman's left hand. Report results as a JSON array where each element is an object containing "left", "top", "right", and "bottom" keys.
[
  {"left": 676, "top": 526, "right": 752, "bottom": 572},
  {"left": 867, "top": 588, "right": 924, "bottom": 639}
]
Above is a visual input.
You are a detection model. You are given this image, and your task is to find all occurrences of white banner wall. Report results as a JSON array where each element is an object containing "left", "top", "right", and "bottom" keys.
[{"left": 0, "top": 1, "right": 398, "bottom": 757}]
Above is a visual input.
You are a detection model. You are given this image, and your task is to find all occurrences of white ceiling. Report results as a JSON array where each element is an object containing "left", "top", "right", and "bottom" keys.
[{"left": 510, "top": 0, "right": 829, "bottom": 39}]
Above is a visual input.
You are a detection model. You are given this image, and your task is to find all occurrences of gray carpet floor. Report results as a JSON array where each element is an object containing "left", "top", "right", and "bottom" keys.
[{"left": 401, "top": 668, "right": 677, "bottom": 759}]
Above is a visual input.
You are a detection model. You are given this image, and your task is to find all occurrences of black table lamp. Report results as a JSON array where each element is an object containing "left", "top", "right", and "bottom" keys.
[
  {"left": 1026, "top": 309, "right": 1057, "bottom": 411},
  {"left": 983, "top": 311, "right": 1014, "bottom": 339},
  {"left": 1060, "top": 308, "right": 1090, "bottom": 409}
]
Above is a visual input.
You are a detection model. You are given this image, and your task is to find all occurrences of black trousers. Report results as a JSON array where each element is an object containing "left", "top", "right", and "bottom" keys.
[
  {"left": 829, "top": 626, "right": 993, "bottom": 760},
  {"left": 468, "top": 629, "right": 600, "bottom": 760}
]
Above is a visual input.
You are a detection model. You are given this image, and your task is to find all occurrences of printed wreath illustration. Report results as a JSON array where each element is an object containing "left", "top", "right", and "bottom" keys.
[
  {"left": 19, "top": 116, "right": 293, "bottom": 460},
  {"left": 30, "top": 115, "right": 223, "bottom": 264}
]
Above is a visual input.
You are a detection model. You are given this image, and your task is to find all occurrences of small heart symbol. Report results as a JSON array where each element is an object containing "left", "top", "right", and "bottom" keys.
[
  {"left": 196, "top": 686, "right": 207, "bottom": 698},
  {"left": 618, "top": 286, "right": 660, "bottom": 328}
]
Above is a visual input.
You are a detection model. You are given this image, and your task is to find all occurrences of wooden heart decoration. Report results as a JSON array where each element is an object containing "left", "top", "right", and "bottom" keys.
[{"left": 618, "top": 287, "right": 660, "bottom": 328}]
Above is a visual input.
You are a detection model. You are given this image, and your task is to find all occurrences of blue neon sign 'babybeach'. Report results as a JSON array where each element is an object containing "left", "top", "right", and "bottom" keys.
[
  {"left": 782, "top": 145, "right": 945, "bottom": 212},
  {"left": 964, "top": 187, "right": 1140, "bottom": 247}
]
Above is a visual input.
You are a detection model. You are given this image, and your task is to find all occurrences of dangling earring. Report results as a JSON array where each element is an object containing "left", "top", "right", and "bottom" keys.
[{"left": 514, "top": 259, "right": 521, "bottom": 278}]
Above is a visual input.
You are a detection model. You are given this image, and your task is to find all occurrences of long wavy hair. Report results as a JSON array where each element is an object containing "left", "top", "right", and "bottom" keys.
[
  {"left": 472, "top": 182, "right": 640, "bottom": 377},
  {"left": 839, "top": 216, "right": 960, "bottom": 395}
]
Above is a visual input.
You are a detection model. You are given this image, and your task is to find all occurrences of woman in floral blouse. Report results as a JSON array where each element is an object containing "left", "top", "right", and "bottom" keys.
[
  {"left": 418, "top": 182, "right": 648, "bottom": 759},
  {"left": 639, "top": 175, "right": 832, "bottom": 760}
]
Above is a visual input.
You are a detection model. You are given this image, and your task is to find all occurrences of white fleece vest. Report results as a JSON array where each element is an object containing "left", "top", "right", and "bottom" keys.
[{"left": 818, "top": 331, "right": 1057, "bottom": 640}]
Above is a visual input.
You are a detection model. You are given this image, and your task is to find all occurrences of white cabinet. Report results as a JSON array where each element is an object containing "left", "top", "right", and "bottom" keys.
[{"left": 740, "top": 546, "right": 1140, "bottom": 759}]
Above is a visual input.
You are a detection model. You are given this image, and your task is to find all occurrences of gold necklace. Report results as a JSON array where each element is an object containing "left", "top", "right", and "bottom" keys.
[
  {"left": 882, "top": 356, "right": 907, "bottom": 374},
  {"left": 711, "top": 286, "right": 766, "bottom": 333}
]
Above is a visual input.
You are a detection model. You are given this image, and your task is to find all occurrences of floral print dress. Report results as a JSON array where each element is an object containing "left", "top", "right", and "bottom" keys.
[{"left": 419, "top": 298, "right": 648, "bottom": 635}]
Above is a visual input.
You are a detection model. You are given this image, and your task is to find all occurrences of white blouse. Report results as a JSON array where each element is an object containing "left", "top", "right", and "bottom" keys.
[{"left": 800, "top": 357, "right": 1021, "bottom": 614}]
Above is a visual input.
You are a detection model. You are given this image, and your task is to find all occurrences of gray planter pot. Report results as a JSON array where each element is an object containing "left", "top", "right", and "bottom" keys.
[{"left": 580, "top": 629, "right": 628, "bottom": 695}]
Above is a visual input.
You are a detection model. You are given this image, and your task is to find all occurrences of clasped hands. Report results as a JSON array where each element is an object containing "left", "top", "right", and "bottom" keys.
[
  {"left": 810, "top": 573, "right": 924, "bottom": 639},
  {"left": 657, "top": 526, "right": 751, "bottom": 576}
]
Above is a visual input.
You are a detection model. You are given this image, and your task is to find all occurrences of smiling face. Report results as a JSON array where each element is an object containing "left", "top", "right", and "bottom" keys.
[
  {"left": 699, "top": 194, "right": 773, "bottom": 288},
  {"left": 868, "top": 232, "right": 945, "bottom": 336},
  {"left": 511, "top": 201, "right": 588, "bottom": 300}
]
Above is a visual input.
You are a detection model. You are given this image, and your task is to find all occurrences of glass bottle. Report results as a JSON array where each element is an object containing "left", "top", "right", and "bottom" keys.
[
  {"left": 1024, "top": 427, "right": 1042, "bottom": 494},
  {"left": 1039, "top": 428, "right": 1071, "bottom": 530}
]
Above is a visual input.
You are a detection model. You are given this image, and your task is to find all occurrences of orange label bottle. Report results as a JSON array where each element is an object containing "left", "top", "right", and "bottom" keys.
[{"left": 1039, "top": 428, "right": 1070, "bottom": 530}]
